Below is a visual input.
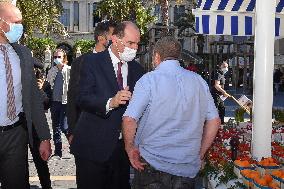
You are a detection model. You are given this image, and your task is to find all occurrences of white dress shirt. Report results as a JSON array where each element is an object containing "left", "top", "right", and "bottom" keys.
[
  {"left": 0, "top": 43, "right": 23, "bottom": 126},
  {"left": 106, "top": 47, "right": 128, "bottom": 112}
]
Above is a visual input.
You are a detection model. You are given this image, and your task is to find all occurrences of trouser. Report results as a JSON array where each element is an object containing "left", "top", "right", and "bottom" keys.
[
  {"left": 27, "top": 126, "right": 52, "bottom": 189},
  {"left": 275, "top": 83, "right": 281, "bottom": 93},
  {"left": 133, "top": 158, "right": 195, "bottom": 189},
  {"left": 75, "top": 140, "right": 130, "bottom": 189},
  {"left": 0, "top": 125, "right": 29, "bottom": 189},
  {"left": 213, "top": 94, "right": 225, "bottom": 124},
  {"left": 50, "top": 101, "right": 68, "bottom": 156}
]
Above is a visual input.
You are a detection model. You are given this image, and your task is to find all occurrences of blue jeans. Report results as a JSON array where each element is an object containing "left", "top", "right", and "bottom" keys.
[{"left": 50, "top": 101, "right": 68, "bottom": 156}]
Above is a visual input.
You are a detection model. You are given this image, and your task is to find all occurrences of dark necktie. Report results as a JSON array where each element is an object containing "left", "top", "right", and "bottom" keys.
[
  {"left": 117, "top": 62, "right": 123, "bottom": 90},
  {"left": 0, "top": 45, "right": 17, "bottom": 121}
]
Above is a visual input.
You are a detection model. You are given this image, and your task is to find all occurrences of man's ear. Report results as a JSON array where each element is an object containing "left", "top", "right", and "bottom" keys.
[{"left": 97, "top": 35, "right": 104, "bottom": 42}]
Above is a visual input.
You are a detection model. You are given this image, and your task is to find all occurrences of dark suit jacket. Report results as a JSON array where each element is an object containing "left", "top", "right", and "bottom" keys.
[
  {"left": 67, "top": 52, "right": 92, "bottom": 135},
  {"left": 11, "top": 43, "right": 51, "bottom": 144},
  {"left": 70, "top": 50, "right": 144, "bottom": 162}
]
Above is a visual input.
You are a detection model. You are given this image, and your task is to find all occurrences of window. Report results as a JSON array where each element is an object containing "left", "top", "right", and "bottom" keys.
[
  {"left": 174, "top": 5, "right": 185, "bottom": 22},
  {"left": 154, "top": 4, "right": 161, "bottom": 23},
  {"left": 93, "top": 2, "right": 101, "bottom": 27},
  {"left": 59, "top": 9, "right": 70, "bottom": 27},
  {"left": 74, "top": 1, "right": 79, "bottom": 27}
]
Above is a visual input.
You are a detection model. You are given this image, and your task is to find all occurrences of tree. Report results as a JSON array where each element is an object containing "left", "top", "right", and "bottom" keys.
[
  {"left": 160, "top": 0, "right": 169, "bottom": 26},
  {"left": 17, "top": 0, "right": 67, "bottom": 37},
  {"left": 96, "top": 0, "right": 155, "bottom": 36}
]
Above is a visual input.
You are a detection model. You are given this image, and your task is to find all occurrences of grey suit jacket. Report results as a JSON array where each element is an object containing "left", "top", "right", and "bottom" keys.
[{"left": 11, "top": 43, "right": 51, "bottom": 143}]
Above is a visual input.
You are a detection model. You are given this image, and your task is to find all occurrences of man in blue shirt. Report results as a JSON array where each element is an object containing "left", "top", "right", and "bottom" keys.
[{"left": 123, "top": 36, "right": 220, "bottom": 189}]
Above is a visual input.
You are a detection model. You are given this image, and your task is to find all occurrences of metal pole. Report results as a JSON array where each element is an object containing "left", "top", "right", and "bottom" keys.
[{"left": 252, "top": 0, "right": 276, "bottom": 160}]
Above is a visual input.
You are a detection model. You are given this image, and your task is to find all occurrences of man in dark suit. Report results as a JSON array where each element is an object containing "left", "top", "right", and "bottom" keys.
[
  {"left": 67, "top": 21, "right": 115, "bottom": 144},
  {"left": 0, "top": 3, "right": 52, "bottom": 189},
  {"left": 70, "top": 21, "right": 144, "bottom": 189}
]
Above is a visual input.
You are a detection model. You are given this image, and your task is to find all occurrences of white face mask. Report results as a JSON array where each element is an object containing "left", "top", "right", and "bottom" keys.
[
  {"left": 119, "top": 47, "right": 137, "bottom": 62},
  {"left": 117, "top": 39, "right": 137, "bottom": 62}
]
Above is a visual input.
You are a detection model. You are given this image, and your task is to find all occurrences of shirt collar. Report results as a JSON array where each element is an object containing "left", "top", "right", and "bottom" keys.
[
  {"left": 108, "top": 46, "right": 121, "bottom": 66},
  {"left": 156, "top": 59, "right": 180, "bottom": 71}
]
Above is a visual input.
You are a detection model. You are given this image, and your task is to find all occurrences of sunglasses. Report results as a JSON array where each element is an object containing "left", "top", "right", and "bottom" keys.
[{"left": 54, "top": 56, "right": 62, "bottom": 58}]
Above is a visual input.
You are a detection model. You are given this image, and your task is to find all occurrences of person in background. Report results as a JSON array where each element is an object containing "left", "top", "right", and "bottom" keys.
[
  {"left": 274, "top": 68, "right": 283, "bottom": 94},
  {"left": 93, "top": 21, "right": 116, "bottom": 53},
  {"left": 47, "top": 49, "right": 71, "bottom": 159},
  {"left": 26, "top": 59, "right": 52, "bottom": 189},
  {"left": 0, "top": 2, "right": 51, "bottom": 188},
  {"left": 122, "top": 36, "right": 220, "bottom": 189},
  {"left": 211, "top": 58, "right": 231, "bottom": 124},
  {"left": 70, "top": 21, "right": 144, "bottom": 189},
  {"left": 67, "top": 21, "right": 116, "bottom": 144}
]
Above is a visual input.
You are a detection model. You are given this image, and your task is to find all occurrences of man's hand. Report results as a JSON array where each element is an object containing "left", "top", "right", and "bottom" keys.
[
  {"left": 126, "top": 146, "right": 146, "bottom": 171},
  {"left": 37, "top": 79, "right": 44, "bottom": 90},
  {"left": 110, "top": 86, "right": 132, "bottom": 109},
  {"left": 68, "top": 134, "right": 74, "bottom": 144},
  {"left": 39, "top": 140, "right": 52, "bottom": 161}
]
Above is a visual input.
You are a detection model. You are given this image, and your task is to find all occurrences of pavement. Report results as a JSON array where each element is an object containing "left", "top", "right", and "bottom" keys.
[{"left": 27, "top": 89, "right": 284, "bottom": 189}]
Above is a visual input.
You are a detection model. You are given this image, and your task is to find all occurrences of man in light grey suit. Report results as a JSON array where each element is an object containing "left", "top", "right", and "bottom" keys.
[{"left": 0, "top": 2, "right": 52, "bottom": 189}]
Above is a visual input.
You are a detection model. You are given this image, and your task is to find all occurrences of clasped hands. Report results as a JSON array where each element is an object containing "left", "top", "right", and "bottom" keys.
[{"left": 110, "top": 86, "right": 132, "bottom": 109}]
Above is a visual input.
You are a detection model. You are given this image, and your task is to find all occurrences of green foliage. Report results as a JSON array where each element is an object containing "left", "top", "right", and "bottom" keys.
[
  {"left": 199, "top": 162, "right": 219, "bottom": 178},
  {"left": 200, "top": 161, "right": 240, "bottom": 187},
  {"left": 96, "top": 0, "right": 156, "bottom": 36},
  {"left": 26, "top": 37, "right": 57, "bottom": 61},
  {"left": 217, "top": 163, "right": 238, "bottom": 186},
  {"left": 17, "top": 0, "right": 67, "bottom": 37},
  {"left": 73, "top": 39, "right": 96, "bottom": 54},
  {"left": 273, "top": 108, "right": 284, "bottom": 122},
  {"left": 235, "top": 108, "right": 245, "bottom": 123}
]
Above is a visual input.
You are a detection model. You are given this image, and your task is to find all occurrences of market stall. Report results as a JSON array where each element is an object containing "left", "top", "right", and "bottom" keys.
[{"left": 193, "top": 0, "right": 284, "bottom": 188}]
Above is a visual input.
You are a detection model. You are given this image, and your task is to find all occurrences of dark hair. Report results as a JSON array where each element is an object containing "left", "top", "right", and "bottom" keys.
[
  {"left": 153, "top": 36, "right": 181, "bottom": 61},
  {"left": 108, "top": 20, "right": 117, "bottom": 29},
  {"left": 112, "top": 21, "right": 139, "bottom": 38},
  {"left": 94, "top": 21, "right": 111, "bottom": 41}
]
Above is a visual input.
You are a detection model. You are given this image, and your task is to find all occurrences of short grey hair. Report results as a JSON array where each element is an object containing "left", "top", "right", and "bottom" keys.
[{"left": 153, "top": 36, "right": 181, "bottom": 61}]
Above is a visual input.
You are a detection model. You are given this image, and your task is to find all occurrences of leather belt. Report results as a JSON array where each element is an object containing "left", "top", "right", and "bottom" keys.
[{"left": 0, "top": 113, "right": 25, "bottom": 133}]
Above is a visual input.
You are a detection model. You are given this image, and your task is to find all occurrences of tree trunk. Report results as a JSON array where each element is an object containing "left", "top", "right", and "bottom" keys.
[{"left": 160, "top": 0, "right": 169, "bottom": 26}]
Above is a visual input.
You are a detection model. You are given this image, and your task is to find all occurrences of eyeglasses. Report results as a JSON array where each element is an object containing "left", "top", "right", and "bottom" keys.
[{"left": 54, "top": 56, "right": 62, "bottom": 58}]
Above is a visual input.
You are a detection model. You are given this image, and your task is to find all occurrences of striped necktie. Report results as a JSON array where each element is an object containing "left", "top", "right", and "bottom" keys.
[
  {"left": 117, "top": 62, "right": 123, "bottom": 90},
  {"left": 0, "top": 45, "right": 17, "bottom": 121}
]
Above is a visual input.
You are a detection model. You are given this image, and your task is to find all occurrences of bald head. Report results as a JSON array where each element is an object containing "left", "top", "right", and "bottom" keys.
[
  {"left": 0, "top": 2, "right": 22, "bottom": 43},
  {"left": 0, "top": 2, "right": 22, "bottom": 21}
]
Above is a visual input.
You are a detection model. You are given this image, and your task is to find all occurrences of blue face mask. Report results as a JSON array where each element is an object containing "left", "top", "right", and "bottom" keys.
[
  {"left": 0, "top": 19, "right": 23, "bottom": 43},
  {"left": 54, "top": 58, "right": 62, "bottom": 65}
]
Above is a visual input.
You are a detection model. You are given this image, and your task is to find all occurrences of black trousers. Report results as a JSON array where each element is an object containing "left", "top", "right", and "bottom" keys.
[
  {"left": 212, "top": 94, "right": 225, "bottom": 124},
  {"left": 75, "top": 140, "right": 131, "bottom": 189},
  {"left": 27, "top": 127, "right": 51, "bottom": 189},
  {"left": 0, "top": 125, "right": 29, "bottom": 189}
]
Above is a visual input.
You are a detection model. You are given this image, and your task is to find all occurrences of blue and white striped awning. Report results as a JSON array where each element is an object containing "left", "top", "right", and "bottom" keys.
[{"left": 193, "top": 0, "right": 284, "bottom": 36}]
